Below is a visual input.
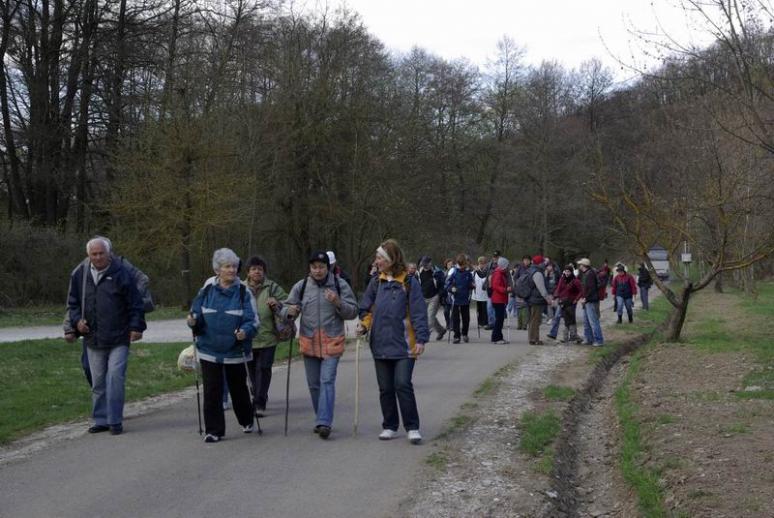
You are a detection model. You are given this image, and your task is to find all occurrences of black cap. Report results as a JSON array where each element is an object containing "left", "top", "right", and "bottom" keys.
[
  {"left": 493, "top": 250, "right": 501, "bottom": 256},
  {"left": 309, "top": 250, "right": 330, "bottom": 267}
]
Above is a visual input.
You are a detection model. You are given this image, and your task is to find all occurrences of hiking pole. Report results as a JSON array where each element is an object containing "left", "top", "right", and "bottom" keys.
[
  {"left": 191, "top": 329, "right": 203, "bottom": 436},
  {"left": 353, "top": 334, "right": 362, "bottom": 437},
  {"left": 241, "top": 350, "right": 263, "bottom": 435},
  {"left": 507, "top": 308, "right": 511, "bottom": 342},
  {"left": 284, "top": 334, "right": 294, "bottom": 437}
]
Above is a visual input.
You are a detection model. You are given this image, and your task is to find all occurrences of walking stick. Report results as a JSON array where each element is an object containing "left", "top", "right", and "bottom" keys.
[
  {"left": 284, "top": 334, "right": 294, "bottom": 436},
  {"left": 353, "top": 335, "right": 362, "bottom": 437},
  {"left": 242, "top": 350, "right": 263, "bottom": 435},
  {"left": 191, "top": 330, "right": 203, "bottom": 436}
]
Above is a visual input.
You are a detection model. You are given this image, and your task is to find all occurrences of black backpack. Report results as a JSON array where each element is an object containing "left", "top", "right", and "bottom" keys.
[{"left": 514, "top": 270, "right": 534, "bottom": 299}]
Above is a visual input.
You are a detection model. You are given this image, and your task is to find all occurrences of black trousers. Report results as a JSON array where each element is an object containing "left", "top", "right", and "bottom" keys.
[
  {"left": 248, "top": 346, "right": 277, "bottom": 409},
  {"left": 561, "top": 303, "right": 577, "bottom": 326},
  {"left": 492, "top": 303, "right": 506, "bottom": 342},
  {"left": 200, "top": 359, "right": 253, "bottom": 436},
  {"left": 476, "top": 301, "right": 488, "bottom": 326},
  {"left": 451, "top": 304, "right": 470, "bottom": 338},
  {"left": 374, "top": 358, "right": 419, "bottom": 431}
]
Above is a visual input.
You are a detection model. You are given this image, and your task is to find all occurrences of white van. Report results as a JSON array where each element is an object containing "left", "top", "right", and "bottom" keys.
[{"left": 647, "top": 246, "right": 670, "bottom": 279}]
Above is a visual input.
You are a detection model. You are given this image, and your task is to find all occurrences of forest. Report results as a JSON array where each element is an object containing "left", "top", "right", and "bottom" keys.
[{"left": 0, "top": 0, "right": 772, "bottom": 327}]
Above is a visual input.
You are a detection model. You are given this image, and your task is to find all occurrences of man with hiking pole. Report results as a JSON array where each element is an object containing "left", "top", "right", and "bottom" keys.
[{"left": 65, "top": 237, "right": 146, "bottom": 436}]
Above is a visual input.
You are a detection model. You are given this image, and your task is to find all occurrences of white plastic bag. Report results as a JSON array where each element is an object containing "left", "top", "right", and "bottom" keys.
[{"left": 177, "top": 344, "right": 199, "bottom": 372}]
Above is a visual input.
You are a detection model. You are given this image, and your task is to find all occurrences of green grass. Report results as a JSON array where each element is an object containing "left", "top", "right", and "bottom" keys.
[
  {"left": 519, "top": 410, "right": 560, "bottom": 456},
  {"left": 615, "top": 350, "right": 667, "bottom": 518},
  {"left": 0, "top": 336, "right": 299, "bottom": 444},
  {"left": 0, "top": 305, "right": 188, "bottom": 328},
  {"left": 543, "top": 385, "right": 575, "bottom": 401},
  {"left": 425, "top": 451, "right": 449, "bottom": 470}
]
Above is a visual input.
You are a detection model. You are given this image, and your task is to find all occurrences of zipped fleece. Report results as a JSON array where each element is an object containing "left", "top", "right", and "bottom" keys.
[
  {"left": 358, "top": 271, "right": 430, "bottom": 359},
  {"left": 282, "top": 273, "right": 358, "bottom": 358},
  {"left": 190, "top": 281, "right": 258, "bottom": 364}
]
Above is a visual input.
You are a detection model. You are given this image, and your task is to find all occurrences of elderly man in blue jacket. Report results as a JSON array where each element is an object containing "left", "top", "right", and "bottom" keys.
[{"left": 65, "top": 237, "right": 146, "bottom": 435}]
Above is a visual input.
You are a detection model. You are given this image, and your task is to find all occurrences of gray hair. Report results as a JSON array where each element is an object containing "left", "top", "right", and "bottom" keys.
[
  {"left": 86, "top": 237, "right": 111, "bottom": 254},
  {"left": 212, "top": 248, "right": 240, "bottom": 273},
  {"left": 497, "top": 257, "right": 510, "bottom": 269}
]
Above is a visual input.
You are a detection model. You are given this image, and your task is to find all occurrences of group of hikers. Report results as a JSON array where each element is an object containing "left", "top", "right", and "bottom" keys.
[{"left": 64, "top": 237, "right": 653, "bottom": 444}]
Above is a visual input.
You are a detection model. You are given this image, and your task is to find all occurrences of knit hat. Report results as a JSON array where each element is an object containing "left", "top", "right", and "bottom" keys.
[
  {"left": 309, "top": 250, "right": 330, "bottom": 268},
  {"left": 532, "top": 255, "right": 544, "bottom": 265},
  {"left": 577, "top": 258, "right": 591, "bottom": 267},
  {"left": 497, "top": 257, "right": 510, "bottom": 269}
]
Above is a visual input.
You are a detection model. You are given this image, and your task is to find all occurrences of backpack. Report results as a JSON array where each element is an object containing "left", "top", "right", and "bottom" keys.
[
  {"left": 514, "top": 270, "right": 534, "bottom": 299},
  {"left": 269, "top": 282, "right": 296, "bottom": 341}
]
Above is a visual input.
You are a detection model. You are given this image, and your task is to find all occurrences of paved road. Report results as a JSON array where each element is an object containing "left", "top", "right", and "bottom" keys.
[{"left": 0, "top": 322, "right": 550, "bottom": 518}]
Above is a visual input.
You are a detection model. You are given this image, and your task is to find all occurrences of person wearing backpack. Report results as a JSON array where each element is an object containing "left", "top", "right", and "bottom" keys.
[
  {"left": 418, "top": 256, "right": 447, "bottom": 341},
  {"left": 187, "top": 248, "right": 259, "bottom": 443},
  {"left": 637, "top": 263, "right": 653, "bottom": 310},
  {"left": 577, "top": 258, "right": 604, "bottom": 346},
  {"left": 243, "top": 256, "right": 287, "bottom": 417},
  {"left": 513, "top": 256, "right": 532, "bottom": 330},
  {"left": 445, "top": 254, "right": 475, "bottom": 343},
  {"left": 611, "top": 265, "right": 638, "bottom": 323},
  {"left": 520, "top": 255, "right": 553, "bottom": 345},
  {"left": 358, "top": 239, "right": 429, "bottom": 444},
  {"left": 65, "top": 237, "right": 146, "bottom": 436},
  {"left": 280, "top": 251, "right": 358, "bottom": 439}
]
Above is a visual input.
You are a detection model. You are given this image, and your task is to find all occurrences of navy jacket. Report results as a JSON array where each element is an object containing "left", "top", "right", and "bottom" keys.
[
  {"left": 445, "top": 267, "right": 474, "bottom": 305},
  {"left": 67, "top": 258, "right": 146, "bottom": 349}
]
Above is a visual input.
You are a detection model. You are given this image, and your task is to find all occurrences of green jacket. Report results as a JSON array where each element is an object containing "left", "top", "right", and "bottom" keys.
[{"left": 246, "top": 278, "right": 288, "bottom": 348}]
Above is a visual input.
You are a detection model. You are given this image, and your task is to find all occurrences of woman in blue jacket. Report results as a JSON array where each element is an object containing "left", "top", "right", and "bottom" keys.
[
  {"left": 358, "top": 239, "right": 429, "bottom": 444},
  {"left": 188, "top": 248, "right": 259, "bottom": 443},
  {"left": 445, "top": 254, "right": 475, "bottom": 343}
]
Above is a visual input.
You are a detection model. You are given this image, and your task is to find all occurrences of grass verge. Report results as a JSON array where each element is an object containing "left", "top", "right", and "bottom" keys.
[
  {"left": 0, "top": 305, "right": 189, "bottom": 328},
  {"left": 519, "top": 410, "right": 560, "bottom": 456},
  {"left": 0, "top": 337, "right": 298, "bottom": 445}
]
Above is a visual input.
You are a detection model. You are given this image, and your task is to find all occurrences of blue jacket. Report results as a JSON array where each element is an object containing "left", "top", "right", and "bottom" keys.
[
  {"left": 359, "top": 272, "right": 429, "bottom": 359},
  {"left": 445, "top": 267, "right": 474, "bottom": 305},
  {"left": 190, "top": 281, "right": 258, "bottom": 364},
  {"left": 67, "top": 258, "right": 146, "bottom": 349}
]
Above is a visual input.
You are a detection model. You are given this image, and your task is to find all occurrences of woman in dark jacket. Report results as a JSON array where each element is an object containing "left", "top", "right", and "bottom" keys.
[
  {"left": 358, "top": 239, "right": 429, "bottom": 444},
  {"left": 553, "top": 264, "right": 583, "bottom": 344},
  {"left": 445, "top": 254, "right": 475, "bottom": 343}
]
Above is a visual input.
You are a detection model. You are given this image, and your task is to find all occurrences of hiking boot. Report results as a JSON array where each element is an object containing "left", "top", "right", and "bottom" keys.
[
  {"left": 204, "top": 434, "right": 221, "bottom": 443},
  {"left": 88, "top": 425, "right": 110, "bottom": 434},
  {"left": 243, "top": 424, "right": 255, "bottom": 434},
  {"left": 452, "top": 338, "right": 461, "bottom": 344},
  {"left": 436, "top": 330, "right": 446, "bottom": 341},
  {"left": 379, "top": 429, "right": 398, "bottom": 440},
  {"left": 407, "top": 430, "right": 422, "bottom": 444},
  {"left": 616, "top": 315, "right": 623, "bottom": 324},
  {"left": 628, "top": 314, "right": 633, "bottom": 323},
  {"left": 317, "top": 426, "right": 331, "bottom": 439},
  {"left": 109, "top": 424, "right": 123, "bottom": 435},
  {"left": 462, "top": 335, "right": 469, "bottom": 343}
]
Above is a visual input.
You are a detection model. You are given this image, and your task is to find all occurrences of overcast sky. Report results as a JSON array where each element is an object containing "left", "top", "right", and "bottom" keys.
[{"left": 316, "top": 0, "right": 716, "bottom": 83}]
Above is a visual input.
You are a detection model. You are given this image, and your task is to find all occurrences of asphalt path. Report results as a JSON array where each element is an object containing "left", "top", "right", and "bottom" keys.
[{"left": 0, "top": 321, "right": 539, "bottom": 518}]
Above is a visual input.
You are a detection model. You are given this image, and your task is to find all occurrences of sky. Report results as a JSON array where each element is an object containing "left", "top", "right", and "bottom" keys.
[{"left": 315, "top": 0, "right": 718, "bottom": 83}]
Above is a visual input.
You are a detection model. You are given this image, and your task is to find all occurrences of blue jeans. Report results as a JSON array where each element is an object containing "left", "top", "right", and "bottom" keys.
[
  {"left": 582, "top": 302, "right": 604, "bottom": 345},
  {"left": 548, "top": 311, "right": 562, "bottom": 338},
  {"left": 486, "top": 299, "right": 496, "bottom": 327},
  {"left": 86, "top": 345, "right": 129, "bottom": 426},
  {"left": 374, "top": 358, "right": 419, "bottom": 431},
  {"left": 616, "top": 296, "right": 634, "bottom": 318},
  {"left": 640, "top": 286, "right": 650, "bottom": 310},
  {"left": 303, "top": 356, "right": 339, "bottom": 427}
]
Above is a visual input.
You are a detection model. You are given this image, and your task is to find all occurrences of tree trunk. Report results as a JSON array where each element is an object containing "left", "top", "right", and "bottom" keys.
[
  {"left": 714, "top": 271, "right": 723, "bottom": 293},
  {"left": 666, "top": 283, "right": 693, "bottom": 341}
]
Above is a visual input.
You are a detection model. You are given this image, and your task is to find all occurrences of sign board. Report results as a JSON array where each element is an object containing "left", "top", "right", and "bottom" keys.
[{"left": 681, "top": 253, "right": 692, "bottom": 263}]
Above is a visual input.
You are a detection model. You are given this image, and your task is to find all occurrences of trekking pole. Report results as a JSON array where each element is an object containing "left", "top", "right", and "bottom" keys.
[
  {"left": 507, "top": 308, "right": 511, "bottom": 342},
  {"left": 284, "top": 334, "right": 294, "bottom": 437},
  {"left": 353, "top": 334, "right": 362, "bottom": 437},
  {"left": 191, "top": 329, "right": 203, "bottom": 436},
  {"left": 242, "top": 350, "right": 263, "bottom": 435}
]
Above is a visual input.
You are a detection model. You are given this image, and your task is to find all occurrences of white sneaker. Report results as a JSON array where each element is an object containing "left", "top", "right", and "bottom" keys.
[
  {"left": 378, "top": 429, "right": 398, "bottom": 440},
  {"left": 407, "top": 430, "right": 422, "bottom": 444},
  {"left": 243, "top": 424, "right": 254, "bottom": 433}
]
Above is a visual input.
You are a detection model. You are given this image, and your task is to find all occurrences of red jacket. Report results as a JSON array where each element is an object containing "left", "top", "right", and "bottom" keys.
[
  {"left": 553, "top": 275, "right": 582, "bottom": 304},
  {"left": 491, "top": 267, "right": 509, "bottom": 304},
  {"left": 611, "top": 273, "right": 638, "bottom": 298}
]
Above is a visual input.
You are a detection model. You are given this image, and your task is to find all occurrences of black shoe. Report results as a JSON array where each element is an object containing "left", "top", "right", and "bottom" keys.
[
  {"left": 318, "top": 425, "right": 331, "bottom": 439},
  {"left": 617, "top": 316, "right": 623, "bottom": 324},
  {"left": 453, "top": 338, "right": 461, "bottom": 344},
  {"left": 462, "top": 335, "right": 469, "bottom": 343},
  {"left": 483, "top": 325, "right": 492, "bottom": 330},
  {"left": 313, "top": 425, "right": 323, "bottom": 434},
  {"left": 436, "top": 330, "right": 446, "bottom": 341},
  {"left": 204, "top": 433, "right": 221, "bottom": 443},
  {"left": 88, "top": 425, "right": 110, "bottom": 434},
  {"left": 547, "top": 335, "right": 557, "bottom": 340},
  {"left": 109, "top": 424, "right": 123, "bottom": 435}
]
